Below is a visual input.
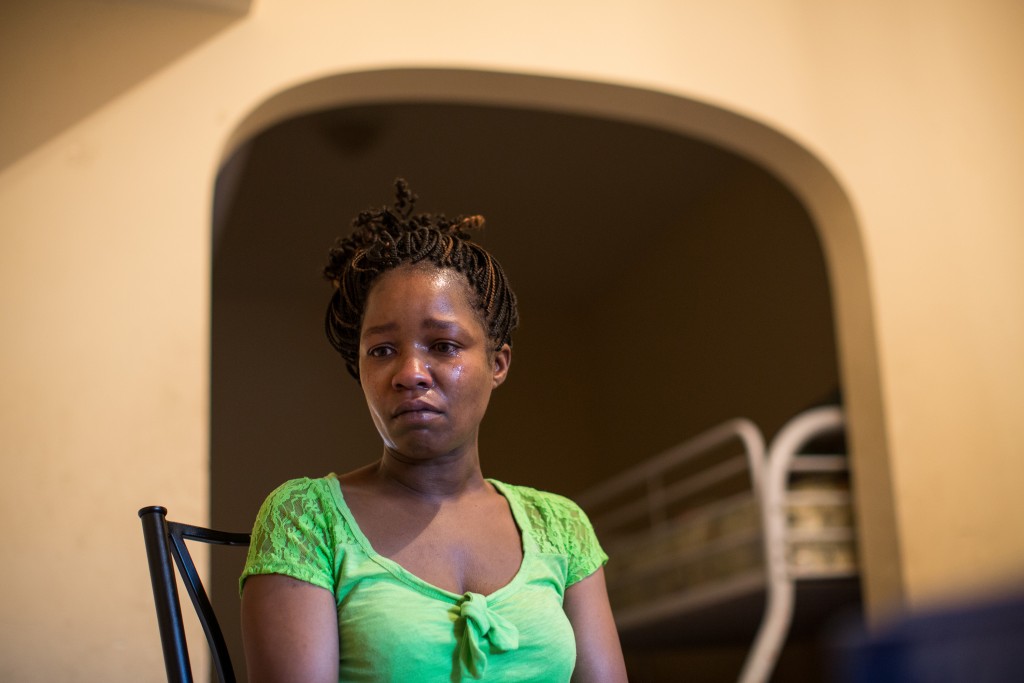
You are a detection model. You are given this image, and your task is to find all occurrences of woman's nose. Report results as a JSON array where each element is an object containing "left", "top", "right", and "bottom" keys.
[{"left": 392, "top": 352, "right": 433, "bottom": 390}]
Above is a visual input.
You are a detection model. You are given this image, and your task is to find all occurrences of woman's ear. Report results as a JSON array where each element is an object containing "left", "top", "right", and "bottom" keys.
[{"left": 492, "top": 344, "right": 512, "bottom": 388}]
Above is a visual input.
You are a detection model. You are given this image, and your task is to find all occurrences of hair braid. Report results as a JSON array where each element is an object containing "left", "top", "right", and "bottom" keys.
[{"left": 324, "top": 179, "right": 519, "bottom": 381}]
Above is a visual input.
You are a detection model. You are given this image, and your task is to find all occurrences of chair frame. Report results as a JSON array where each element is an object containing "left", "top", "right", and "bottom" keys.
[{"left": 139, "top": 505, "right": 251, "bottom": 683}]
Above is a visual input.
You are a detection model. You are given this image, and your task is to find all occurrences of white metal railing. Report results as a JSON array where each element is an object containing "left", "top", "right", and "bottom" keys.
[
  {"left": 738, "top": 405, "right": 847, "bottom": 683},
  {"left": 577, "top": 418, "right": 767, "bottom": 537}
]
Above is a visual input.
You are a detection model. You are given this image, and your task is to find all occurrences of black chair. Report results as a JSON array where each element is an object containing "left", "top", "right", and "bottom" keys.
[{"left": 139, "top": 505, "right": 251, "bottom": 683}]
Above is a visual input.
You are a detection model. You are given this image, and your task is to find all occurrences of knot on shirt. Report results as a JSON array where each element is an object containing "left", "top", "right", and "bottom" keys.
[{"left": 455, "top": 592, "right": 520, "bottom": 679}]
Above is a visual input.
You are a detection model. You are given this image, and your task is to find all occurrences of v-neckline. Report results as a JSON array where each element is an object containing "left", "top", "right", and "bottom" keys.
[{"left": 326, "top": 475, "right": 530, "bottom": 603}]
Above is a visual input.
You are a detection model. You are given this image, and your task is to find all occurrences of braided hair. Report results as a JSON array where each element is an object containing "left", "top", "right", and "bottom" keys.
[{"left": 324, "top": 179, "right": 519, "bottom": 381}]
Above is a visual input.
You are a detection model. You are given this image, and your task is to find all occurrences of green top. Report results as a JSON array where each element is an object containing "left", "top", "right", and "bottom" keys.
[{"left": 240, "top": 475, "right": 608, "bottom": 682}]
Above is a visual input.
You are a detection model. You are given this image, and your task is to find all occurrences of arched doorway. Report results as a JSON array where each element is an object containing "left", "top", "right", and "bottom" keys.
[{"left": 211, "top": 68, "right": 899, "bottom": 681}]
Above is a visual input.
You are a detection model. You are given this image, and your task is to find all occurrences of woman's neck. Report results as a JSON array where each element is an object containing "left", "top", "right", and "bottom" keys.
[{"left": 373, "top": 448, "right": 488, "bottom": 499}]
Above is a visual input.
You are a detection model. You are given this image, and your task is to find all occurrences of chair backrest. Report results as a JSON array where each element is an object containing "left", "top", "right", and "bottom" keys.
[{"left": 139, "top": 505, "right": 251, "bottom": 683}]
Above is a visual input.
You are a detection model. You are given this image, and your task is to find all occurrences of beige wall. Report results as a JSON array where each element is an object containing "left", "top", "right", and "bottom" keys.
[{"left": 2, "top": 0, "right": 1022, "bottom": 680}]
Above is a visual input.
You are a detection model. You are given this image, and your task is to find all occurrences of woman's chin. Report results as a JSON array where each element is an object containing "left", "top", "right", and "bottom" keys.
[{"left": 381, "top": 438, "right": 474, "bottom": 465}]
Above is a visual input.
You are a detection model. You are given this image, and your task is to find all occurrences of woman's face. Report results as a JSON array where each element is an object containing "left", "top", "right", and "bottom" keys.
[{"left": 358, "top": 265, "right": 511, "bottom": 462}]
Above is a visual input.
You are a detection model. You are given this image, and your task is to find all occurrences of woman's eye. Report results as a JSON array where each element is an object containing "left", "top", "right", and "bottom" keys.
[
  {"left": 433, "top": 341, "right": 459, "bottom": 355},
  {"left": 367, "top": 346, "right": 394, "bottom": 358}
]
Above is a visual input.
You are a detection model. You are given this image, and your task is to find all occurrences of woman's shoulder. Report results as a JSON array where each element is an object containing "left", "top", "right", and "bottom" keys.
[
  {"left": 253, "top": 474, "right": 344, "bottom": 527},
  {"left": 243, "top": 475, "right": 346, "bottom": 595},
  {"left": 262, "top": 473, "right": 338, "bottom": 503},
  {"left": 490, "top": 479, "right": 598, "bottom": 542},
  {"left": 491, "top": 479, "right": 584, "bottom": 517},
  {"left": 491, "top": 480, "right": 608, "bottom": 583}
]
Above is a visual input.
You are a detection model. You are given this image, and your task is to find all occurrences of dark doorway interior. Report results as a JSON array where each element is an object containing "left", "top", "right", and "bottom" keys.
[{"left": 210, "top": 101, "right": 840, "bottom": 681}]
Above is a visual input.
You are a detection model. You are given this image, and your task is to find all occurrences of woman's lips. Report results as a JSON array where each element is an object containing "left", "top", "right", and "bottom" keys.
[{"left": 393, "top": 400, "right": 442, "bottom": 418}]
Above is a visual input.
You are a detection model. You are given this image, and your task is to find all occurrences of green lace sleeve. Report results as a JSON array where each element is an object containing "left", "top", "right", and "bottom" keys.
[
  {"left": 553, "top": 494, "right": 608, "bottom": 585},
  {"left": 238, "top": 477, "right": 339, "bottom": 596},
  {"left": 508, "top": 483, "right": 609, "bottom": 586}
]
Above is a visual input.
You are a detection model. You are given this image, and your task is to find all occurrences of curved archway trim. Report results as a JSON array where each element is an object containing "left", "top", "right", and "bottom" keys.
[{"left": 221, "top": 66, "right": 904, "bottom": 617}]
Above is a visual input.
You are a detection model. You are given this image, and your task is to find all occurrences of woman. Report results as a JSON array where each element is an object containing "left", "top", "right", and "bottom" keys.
[{"left": 239, "top": 180, "right": 627, "bottom": 682}]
